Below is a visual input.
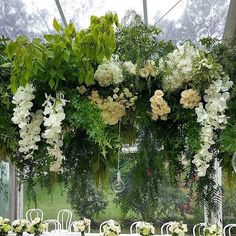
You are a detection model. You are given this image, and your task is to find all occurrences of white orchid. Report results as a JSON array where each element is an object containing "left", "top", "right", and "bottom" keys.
[
  {"left": 193, "top": 76, "right": 233, "bottom": 176},
  {"left": 12, "top": 84, "right": 44, "bottom": 160},
  {"left": 42, "top": 92, "right": 67, "bottom": 172},
  {"left": 160, "top": 42, "right": 200, "bottom": 91}
]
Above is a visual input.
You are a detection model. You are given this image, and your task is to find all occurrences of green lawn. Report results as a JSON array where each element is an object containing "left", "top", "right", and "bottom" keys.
[
  {"left": 23, "top": 184, "right": 135, "bottom": 232},
  {"left": 23, "top": 184, "right": 126, "bottom": 221},
  {"left": 23, "top": 184, "right": 75, "bottom": 220}
]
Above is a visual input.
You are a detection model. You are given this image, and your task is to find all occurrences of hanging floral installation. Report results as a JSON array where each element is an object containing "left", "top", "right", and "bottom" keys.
[{"left": 1, "top": 11, "right": 236, "bottom": 216}]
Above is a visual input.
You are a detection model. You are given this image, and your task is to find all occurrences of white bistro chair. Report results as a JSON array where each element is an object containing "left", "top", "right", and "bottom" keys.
[
  {"left": 100, "top": 221, "right": 109, "bottom": 234},
  {"left": 193, "top": 223, "right": 206, "bottom": 236},
  {"left": 26, "top": 208, "right": 44, "bottom": 222},
  {"left": 44, "top": 219, "right": 61, "bottom": 232},
  {"left": 130, "top": 221, "right": 145, "bottom": 234},
  {"left": 223, "top": 224, "right": 236, "bottom": 236},
  {"left": 161, "top": 222, "right": 172, "bottom": 235},
  {"left": 57, "top": 209, "right": 73, "bottom": 231}
]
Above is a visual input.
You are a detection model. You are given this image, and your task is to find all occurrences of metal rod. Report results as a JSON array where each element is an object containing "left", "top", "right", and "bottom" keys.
[
  {"left": 55, "top": 0, "right": 68, "bottom": 27},
  {"left": 155, "top": 0, "right": 183, "bottom": 25},
  {"left": 143, "top": 0, "right": 148, "bottom": 25}
]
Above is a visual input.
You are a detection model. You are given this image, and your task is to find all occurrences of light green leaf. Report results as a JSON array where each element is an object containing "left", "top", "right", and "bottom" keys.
[
  {"left": 53, "top": 18, "right": 62, "bottom": 32},
  {"left": 49, "top": 79, "right": 55, "bottom": 88},
  {"left": 0, "top": 62, "right": 11, "bottom": 68}
]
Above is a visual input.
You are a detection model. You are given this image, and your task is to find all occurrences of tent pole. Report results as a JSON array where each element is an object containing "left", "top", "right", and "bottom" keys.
[
  {"left": 55, "top": 0, "right": 68, "bottom": 27},
  {"left": 143, "top": 0, "right": 148, "bottom": 25}
]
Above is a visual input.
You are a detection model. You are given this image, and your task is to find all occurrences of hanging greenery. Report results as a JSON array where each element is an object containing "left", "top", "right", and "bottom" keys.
[{"left": 0, "top": 11, "right": 236, "bottom": 217}]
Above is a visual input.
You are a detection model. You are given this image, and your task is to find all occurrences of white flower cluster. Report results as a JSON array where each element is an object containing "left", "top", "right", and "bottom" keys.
[
  {"left": 89, "top": 88, "right": 137, "bottom": 125},
  {"left": 150, "top": 90, "right": 171, "bottom": 121},
  {"left": 12, "top": 219, "right": 29, "bottom": 233},
  {"left": 27, "top": 217, "right": 45, "bottom": 234},
  {"left": 169, "top": 221, "right": 188, "bottom": 236},
  {"left": 42, "top": 93, "right": 67, "bottom": 172},
  {"left": 73, "top": 218, "right": 91, "bottom": 232},
  {"left": 103, "top": 219, "right": 121, "bottom": 236},
  {"left": 94, "top": 57, "right": 123, "bottom": 87},
  {"left": 0, "top": 216, "right": 11, "bottom": 233},
  {"left": 136, "top": 222, "right": 155, "bottom": 236},
  {"left": 12, "top": 84, "right": 43, "bottom": 159},
  {"left": 193, "top": 77, "right": 233, "bottom": 177},
  {"left": 204, "top": 224, "right": 221, "bottom": 236},
  {"left": 18, "top": 110, "right": 43, "bottom": 159},
  {"left": 180, "top": 89, "right": 201, "bottom": 109},
  {"left": 160, "top": 42, "right": 200, "bottom": 91},
  {"left": 139, "top": 60, "right": 158, "bottom": 79},
  {"left": 12, "top": 84, "right": 35, "bottom": 128},
  {"left": 123, "top": 61, "right": 137, "bottom": 75}
]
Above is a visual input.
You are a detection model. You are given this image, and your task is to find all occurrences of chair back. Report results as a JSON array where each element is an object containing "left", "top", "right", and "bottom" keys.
[
  {"left": 44, "top": 219, "right": 61, "bottom": 232},
  {"left": 130, "top": 221, "right": 145, "bottom": 234},
  {"left": 57, "top": 209, "right": 73, "bottom": 230},
  {"left": 193, "top": 223, "right": 206, "bottom": 236},
  {"left": 223, "top": 224, "right": 236, "bottom": 236},
  {"left": 161, "top": 222, "right": 172, "bottom": 235},
  {"left": 26, "top": 208, "right": 44, "bottom": 222},
  {"left": 100, "top": 221, "right": 109, "bottom": 234}
]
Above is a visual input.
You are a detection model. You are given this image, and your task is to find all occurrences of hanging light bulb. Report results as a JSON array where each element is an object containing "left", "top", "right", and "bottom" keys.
[
  {"left": 232, "top": 152, "right": 236, "bottom": 173},
  {"left": 112, "top": 170, "right": 125, "bottom": 193}
]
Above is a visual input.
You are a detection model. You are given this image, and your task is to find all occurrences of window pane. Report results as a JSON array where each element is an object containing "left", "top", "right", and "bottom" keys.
[
  {"left": 0, "top": 0, "right": 61, "bottom": 39},
  {"left": 0, "top": 162, "right": 10, "bottom": 217},
  {"left": 148, "top": 0, "right": 231, "bottom": 41},
  {"left": 59, "top": 0, "right": 144, "bottom": 28}
]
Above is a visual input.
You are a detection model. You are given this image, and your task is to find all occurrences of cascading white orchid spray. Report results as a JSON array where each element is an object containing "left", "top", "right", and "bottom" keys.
[
  {"left": 193, "top": 77, "right": 233, "bottom": 176},
  {"left": 42, "top": 92, "right": 67, "bottom": 172},
  {"left": 12, "top": 84, "right": 43, "bottom": 159}
]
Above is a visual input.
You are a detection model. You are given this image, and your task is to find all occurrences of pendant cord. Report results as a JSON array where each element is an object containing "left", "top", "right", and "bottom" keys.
[{"left": 118, "top": 121, "right": 121, "bottom": 172}]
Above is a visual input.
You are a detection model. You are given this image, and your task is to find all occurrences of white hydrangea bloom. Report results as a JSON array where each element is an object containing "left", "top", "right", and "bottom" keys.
[{"left": 94, "top": 56, "right": 123, "bottom": 87}]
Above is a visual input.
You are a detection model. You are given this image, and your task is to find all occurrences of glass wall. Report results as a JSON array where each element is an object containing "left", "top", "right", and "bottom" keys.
[
  {"left": 150, "top": 0, "right": 230, "bottom": 42},
  {"left": 0, "top": 162, "right": 10, "bottom": 218}
]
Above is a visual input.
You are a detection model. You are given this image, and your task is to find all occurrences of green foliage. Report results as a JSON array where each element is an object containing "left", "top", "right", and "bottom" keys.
[
  {"left": 0, "top": 38, "right": 18, "bottom": 160},
  {"left": 116, "top": 10, "right": 162, "bottom": 63},
  {"left": 196, "top": 164, "right": 222, "bottom": 219},
  {"left": 67, "top": 94, "right": 118, "bottom": 156},
  {"left": 6, "top": 13, "right": 119, "bottom": 92},
  {"left": 192, "top": 51, "right": 223, "bottom": 91},
  {"left": 2, "top": 10, "right": 236, "bottom": 220}
]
